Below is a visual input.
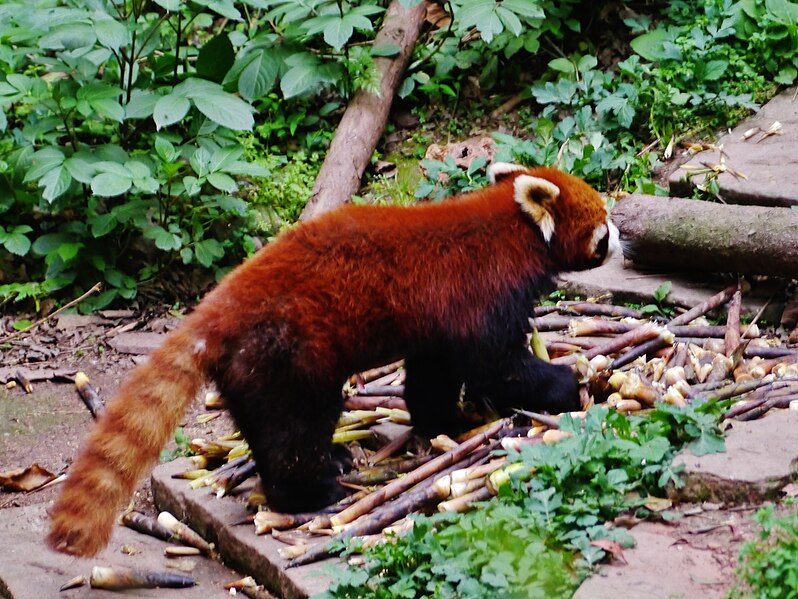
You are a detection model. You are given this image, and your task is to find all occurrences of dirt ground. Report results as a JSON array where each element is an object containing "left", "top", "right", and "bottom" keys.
[{"left": 0, "top": 310, "right": 236, "bottom": 518}]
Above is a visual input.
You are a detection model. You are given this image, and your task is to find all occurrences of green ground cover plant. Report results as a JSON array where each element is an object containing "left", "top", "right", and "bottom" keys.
[
  {"left": 322, "top": 401, "right": 728, "bottom": 598},
  {"left": 733, "top": 502, "right": 798, "bottom": 599}
]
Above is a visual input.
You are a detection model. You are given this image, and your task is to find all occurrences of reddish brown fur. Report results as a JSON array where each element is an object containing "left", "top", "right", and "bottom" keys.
[{"left": 47, "top": 166, "right": 614, "bottom": 556}]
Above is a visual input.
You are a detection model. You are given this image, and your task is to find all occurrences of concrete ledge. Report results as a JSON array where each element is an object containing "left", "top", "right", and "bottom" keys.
[{"left": 152, "top": 458, "right": 340, "bottom": 599}]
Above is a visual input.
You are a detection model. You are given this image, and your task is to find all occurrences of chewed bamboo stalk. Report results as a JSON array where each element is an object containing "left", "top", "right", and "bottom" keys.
[
  {"left": 157, "top": 511, "right": 214, "bottom": 555},
  {"left": 669, "top": 284, "right": 737, "bottom": 326},
  {"left": 74, "top": 372, "right": 105, "bottom": 418},
  {"left": 329, "top": 419, "right": 507, "bottom": 530},
  {"left": 438, "top": 486, "right": 492, "bottom": 513},
  {"left": 89, "top": 566, "right": 195, "bottom": 590},
  {"left": 367, "top": 427, "right": 414, "bottom": 465},
  {"left": 339, "top": 455, "right": 434, "bottom": 486},
  {"left": 343, "top": 396, "right": 407, "bottom": 410},
  {"left": 121, "top": 510, "right": 174, "bottom": 543},
  {"left": 725, "top": 285, "right": 742, "bottom": 356},
  {"left": 553, "top": 323, "right": 665, "bottom": 366}
]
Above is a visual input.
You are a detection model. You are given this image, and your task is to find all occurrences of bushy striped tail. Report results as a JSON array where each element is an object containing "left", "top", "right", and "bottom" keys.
[{"left": 48, "top": 327, "right": 205, "bottom": 556}]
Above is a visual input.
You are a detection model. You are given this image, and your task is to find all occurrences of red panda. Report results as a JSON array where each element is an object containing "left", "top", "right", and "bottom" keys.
[{"left": 47, "top": 163, "right": 619, "bottom": 557}]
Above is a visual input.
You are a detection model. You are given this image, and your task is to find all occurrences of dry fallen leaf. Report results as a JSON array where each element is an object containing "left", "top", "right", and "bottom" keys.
[
  {"left": 0, "top": 463, "right": 57, "bottom": 492},
  {"left": 644, "top": 495, "right": 673, "bottom": 512},
  {"left": 590, "top": 539, "right": 628, "bottom": 564}
]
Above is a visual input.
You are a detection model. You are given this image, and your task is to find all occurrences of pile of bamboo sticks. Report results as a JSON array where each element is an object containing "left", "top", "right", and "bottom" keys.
[{"left": 167, "top": 284, "right": 798, "bottom": 567}]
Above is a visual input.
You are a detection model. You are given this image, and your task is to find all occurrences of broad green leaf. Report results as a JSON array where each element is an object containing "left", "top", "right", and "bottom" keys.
[
  {"left": 193, "top": 0, "right": 242, "bottom": 20},
  {"left": 193, "top": 91, "right": 254, "bottom": 130},
  {"left": 124, "top": 160, "right": 151, "bottom": 179},
  {"left": 196, "top": 33, "right": 235, "bottom": 83},
  {"left": 500, "top": 0, "right": 545, "bottom": 19},
  {"left": 153, "top": 0, "right": 181, "bottom": 11},
  {"left": 238, "top": 50, "right": 279, "bottom": 100},
  {"left": 548, "top": 58, "right": 575, "bottom": 74},
  {"left": 190, "top": 147, "right": 212, "bottom": 177},
  {"left": 154, "top": 136, "right": 179, "bottom": 162},
  {"left": 144, "top": 225, "right": 182, "bottom": 251},
  {"left": 64, "top": 157, "right": 97, "bottom": 184},
  {"left": 94, "top": 161, "right": 134, "bottom": 178},
  {"left": 32, "top": 232, "right": 74, "bottom": 256},
  {"left": 92, "top": 98, "right": 125, "bottom": 122},
  {"left": 497, "top": 6, "right": 523, "bottom": 36},
  {"left": 94, "top": 17, "right": 130, "bottom": 51},
  {"left": 630, "top": 28, "right": 676, "bottom": 61},
  {"left": 125, "top": 90, "right": 159, "bottom": 119},
  {"left": 323, "top": 18, "right": 354, "bottom": 51},
  {"left": 24, "top": 147, "right": 65, "bottom": 183},
  {"left": 371, "top": 44, "right": 401, "bottom": 57},
  {"left": 209, "top": 145, "right": 243, "bottom": 173},
  {"left": 281, "top": 62, "right": 322, "bottom": 98},
  {"left": 207, "top": 171, "right": 236, "bottom": 192},
  {"left": 214, "top": 195, "right": 249, "bottom": 214},
  {"left": 91, "top": 172, "right": 132, "bottom": 197},
  {"left": 154, "top": 93, "right": 191, "bottom": 130},
  {"left": 194, "top": 238, "right": 224, "bottom": 267},
  {"left": 183, "top": 176, "right": 202, "bottom": 196},
  {"left": 57, "top": 242, "right": 83, "bottom": 262},
  {"left": 40, "top": 165, "right": 72, "bottom": 202},
  {"left": 89, "top": 212, "right": 117, "bottom": 237},
  {"left": 3, "top": 230, "right": 31, "bottom": 256},
  {"left": 702, "top": 60, "right": 728, "bottom": 81},
  {"left": 39, "top": 23, "right": 96, "bottom": 50}
]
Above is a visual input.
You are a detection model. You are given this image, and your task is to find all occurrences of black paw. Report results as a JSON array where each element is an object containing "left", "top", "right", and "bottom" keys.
[
  {"left": 266, "top": 475, "right": 347, "bottom": 513},
  {"left": 329, "top": 444, "right": 353, "bottom": 475}
]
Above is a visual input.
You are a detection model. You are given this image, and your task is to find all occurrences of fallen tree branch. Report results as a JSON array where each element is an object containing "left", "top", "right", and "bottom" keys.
[{"left": 299, "top": 0, "right": 428, "bottom": 220}]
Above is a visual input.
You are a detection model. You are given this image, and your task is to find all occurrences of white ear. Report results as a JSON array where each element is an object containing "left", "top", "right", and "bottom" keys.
[
  {"left": 488, "top": 162, "right": 528, "bottom": 183},
  {"left": 514, "top": 175, "right": 560, "bottom": 243}
]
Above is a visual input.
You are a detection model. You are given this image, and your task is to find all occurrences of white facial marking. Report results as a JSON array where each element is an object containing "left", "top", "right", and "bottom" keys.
[{"left": 193, "top": 339, "right": 207, "bottom": 354}]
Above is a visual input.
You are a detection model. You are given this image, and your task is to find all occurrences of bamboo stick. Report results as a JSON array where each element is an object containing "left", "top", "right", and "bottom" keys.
[
  {"left": 669, "top": 285, "right": 737, "bottom": 326},
  {"left": 328, "top": 419, "right": 508, "bottom": 529},
  {"left": 74, "top": 372, "right": 105, "bottom": 418}
]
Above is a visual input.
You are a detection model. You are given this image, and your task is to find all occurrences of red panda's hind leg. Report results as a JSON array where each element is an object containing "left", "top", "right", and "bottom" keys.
[{"left": 222, "top": 377, "right": 348, "bottom": 513}]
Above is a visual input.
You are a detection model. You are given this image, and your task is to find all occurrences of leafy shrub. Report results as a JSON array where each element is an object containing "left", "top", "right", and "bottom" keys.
[
  {"left": 324, "top": 401, "right": 728, "bottom": 598},
  {"left": 734, "top": 502, "right": 798, "bottom": 598}
]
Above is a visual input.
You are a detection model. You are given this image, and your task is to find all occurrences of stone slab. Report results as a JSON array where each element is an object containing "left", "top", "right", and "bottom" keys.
[
  {"left": 672, "top": 409, "right": 798, "bottom": 504},
  {"left": 0, "top": 503, "right": 237, "bottom": 598},
  {"left": 557, "top": 251, "right": 780, "bottom": 319},
  {"left": 107, "top": 332, "right": 166, "bottom": 355},
  {"left": 151, "top": 458, "right": 340, "bottom": 599},
  {"left": 669, "top": 86, "right": 798, "bottom": 206}
]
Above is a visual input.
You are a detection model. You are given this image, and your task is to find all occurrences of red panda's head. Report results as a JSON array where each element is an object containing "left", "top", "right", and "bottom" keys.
[{"left": 488, "top": 162, "right": 620, "bottom": 271}]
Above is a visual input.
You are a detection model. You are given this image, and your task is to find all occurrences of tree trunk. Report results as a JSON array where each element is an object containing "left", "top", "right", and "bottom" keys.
[
  {"left": 612, "top": 194, "right": 798, "bottom": 277},
  {"left": 299, "top": 0, "right": 428, "bottom": 221}
]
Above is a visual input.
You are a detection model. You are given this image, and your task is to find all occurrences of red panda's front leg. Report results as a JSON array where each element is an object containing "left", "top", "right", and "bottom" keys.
[{"left": 465, "top": 346, "right": 580, "bottom": 416}]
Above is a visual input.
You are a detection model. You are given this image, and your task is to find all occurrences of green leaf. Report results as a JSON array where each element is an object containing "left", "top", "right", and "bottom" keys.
[
  {"left": 153, "top": 0, "right": 181, "bottom": 11},
  {"left": 24, "top": 148, "right": 65, "bottom": 183},
  {"left": 63, "top": 157, "right": 97, "bottom": 184},
  {"left": 125, "top": 90, "right": 159, "bottom": 120},
  {"left": 3, "top": 229, "right": 32, "bottom": 256},
  {"left": 154, "top": 93, "right": 191, "bottom": 130},
  {"left": 196, "top": 33, "right": 235, "bottom": 83},
  {"left": 653, "top": 281, "right": 672, "bottom": 303},
  {"left": 91, "top": 172, "right": 132, "bottom": 197},
  {"left": 144, "top": 225, "right": 182, "bottom": 251},
  {"left": 207, "top": 171, "right": 237, "bottom": 192},
  {"left": 281, "top": 61, "right": 322, "bottom": 98},
  {"left": 702, "top": 60, "right": 728, "bottom": 81},
  {"left": 323, "top": 17, "right": 354, "bottom": 51},
  {"left": 238, "top": 49, "right": 279, "bottom": 100},
  {"left": 192, "top": 91, "right": 254, "bottom": 131},
  {"left": 155, "top": 137, "right": 179, "bottom": 162},
  {"left": 40, "top": 165, "right": 73, "bottom": 202},
  {"left": 371, "top": 44, "right": 401, "bottom": 57},
  {"left": 548, "top": 57, "right": 575, "bottom": 74},
  {"left": 89, "top": 212, "right": 117, "bottom": 237},
  {"left": 94, "top": 17, "right": 130, "bottom": 51},
  {"left": 500, "top": 0, "right": 545, "bottom": 19},
  {"left": 193, "top": 238, "right": 224, "bottom": 266},
  {"left": 630, "top": 28, "right": 675, "bottom": 61}
]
